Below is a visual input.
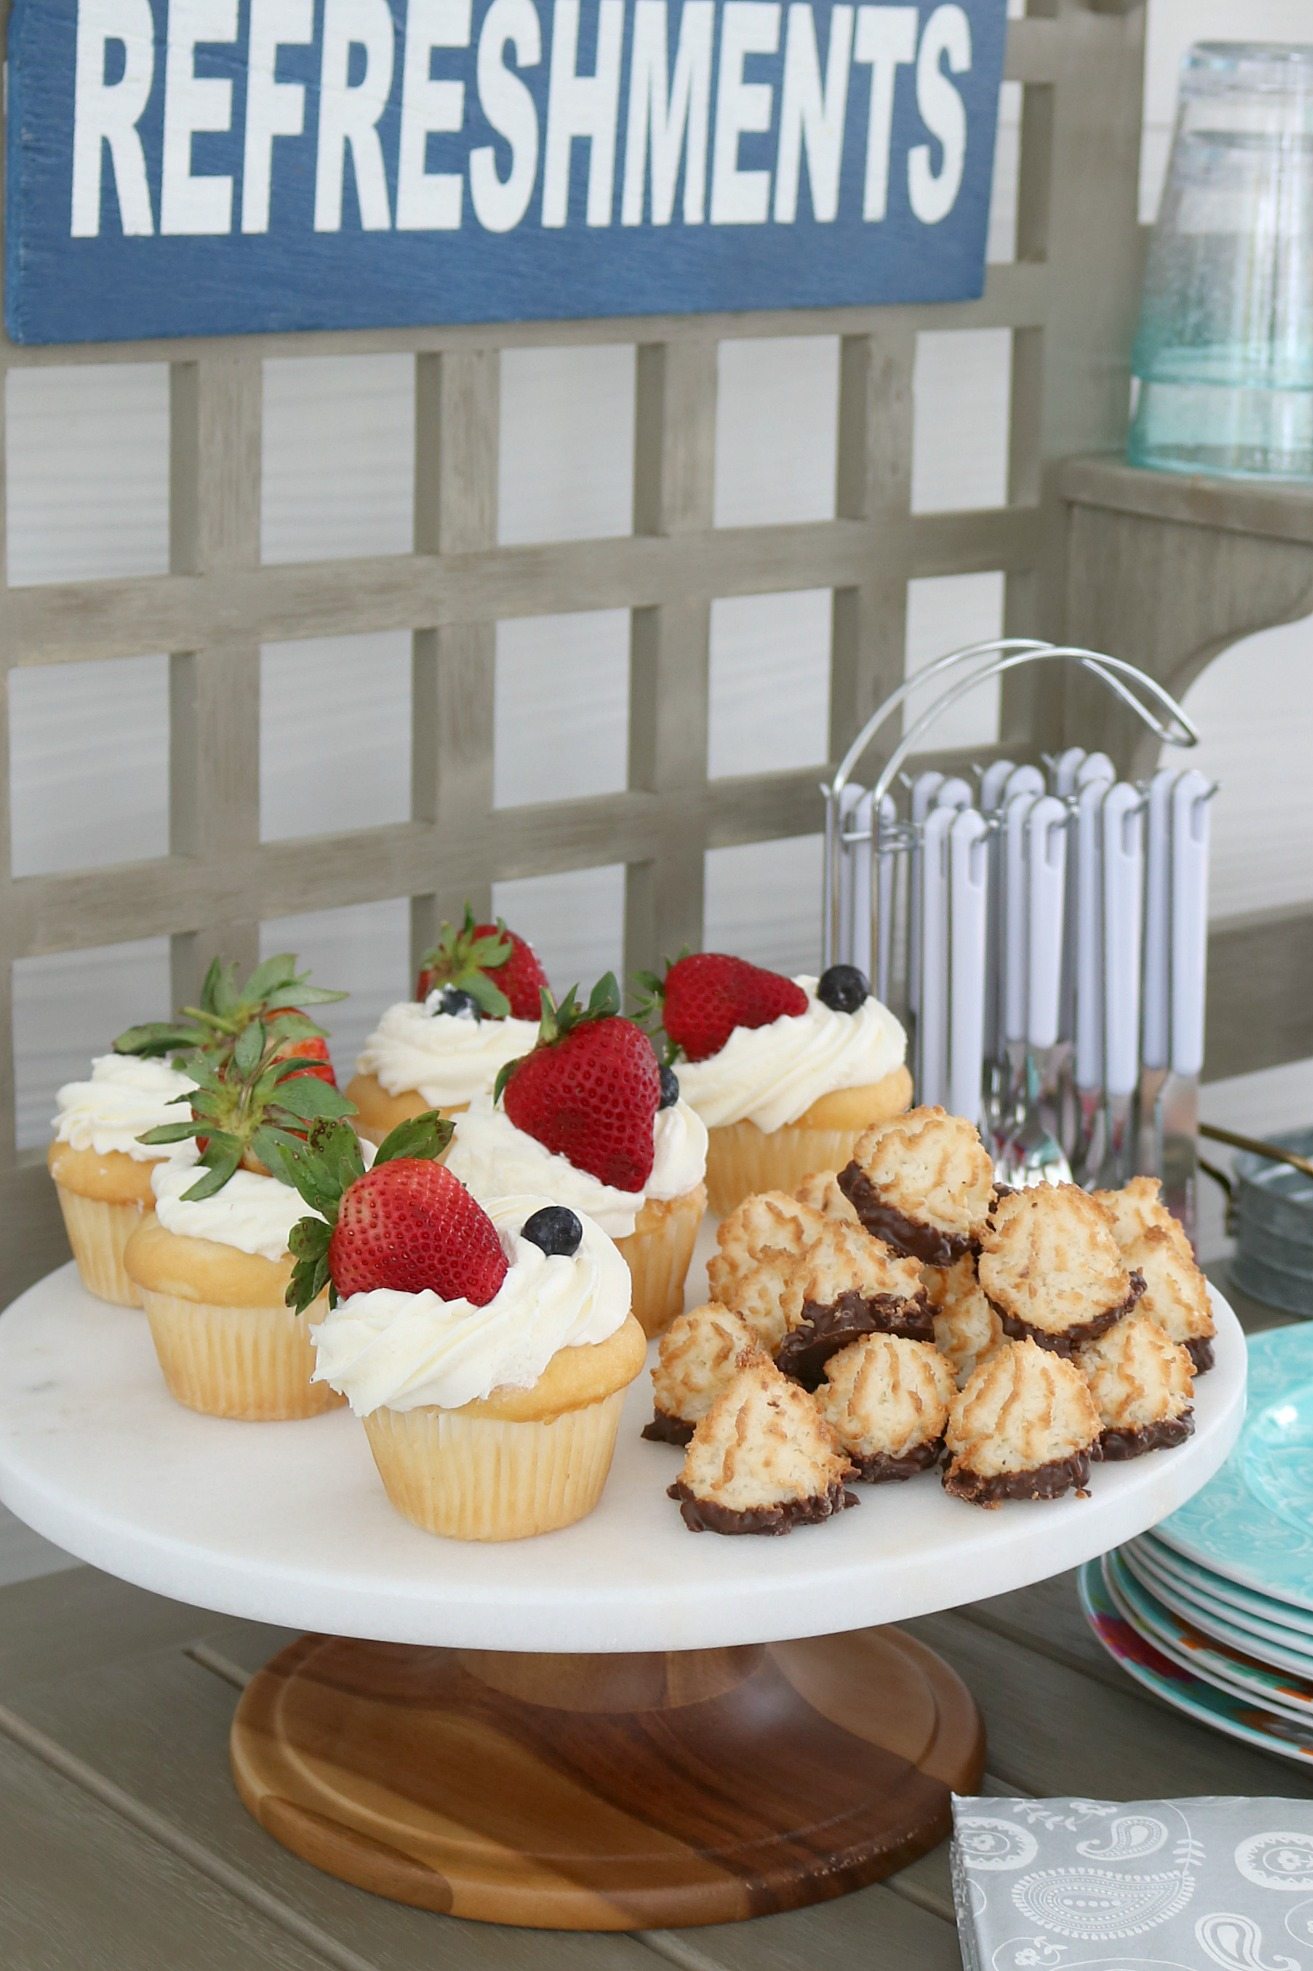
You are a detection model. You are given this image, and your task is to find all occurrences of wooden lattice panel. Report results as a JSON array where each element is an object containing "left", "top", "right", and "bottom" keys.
[{"left": 0, "top": 1, "right": 1148, "bottom": 1298}]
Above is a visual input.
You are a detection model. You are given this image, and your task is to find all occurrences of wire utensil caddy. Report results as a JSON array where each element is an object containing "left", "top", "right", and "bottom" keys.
[{"left": 822, "top": 641, "right": 1217, "bottom": 1240}]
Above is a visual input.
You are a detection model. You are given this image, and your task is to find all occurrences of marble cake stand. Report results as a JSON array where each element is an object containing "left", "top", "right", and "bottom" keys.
[{"left": 0, "top": 1263, "right": 1246, "bottom": 1930}]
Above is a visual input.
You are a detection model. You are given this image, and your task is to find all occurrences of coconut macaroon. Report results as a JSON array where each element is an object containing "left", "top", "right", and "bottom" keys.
[
  {"left": 1075, "top": 1308, "right": 1195, "bottom": 1460},
  {"left": 977, "top": 1185, "right": 1144, "bottom": 1356},
  {"left": 792, "top": 1169, "right": 859, "bottom": 1224},
  {"left": 1120, "top": 1225, "right": 1216, "bottom": 1374},
  {"left": 814, "top": 1335, "right": 955, "bottom": 1481},
  {"left": 668, "top": 1357, "right": 857, "bottom": 1534},
  {"left": 706, "top": 1190, "right": 829, "bottom": 1306},
  {"left": 838, "top": 1106, "right": 995, "bottom": 1265},
  {"left": 713, "top": 1248, "right": 811, "bottom": 1354},
  {"left": 642, "top": 1303, "right": 764, "bottom": 1446},
  {"left": 943, "top": 1339, "right": 1102, "bottom": 1506},
  {"left": 925, "top": 1255, "right": 1004, "bottom": 1387},
  {"left": 1093, "top": 1175, "right": 1193, "bottom": 1263},
  {"left": 775, "top": 1221, "right": 932, "bottom": 1388}
]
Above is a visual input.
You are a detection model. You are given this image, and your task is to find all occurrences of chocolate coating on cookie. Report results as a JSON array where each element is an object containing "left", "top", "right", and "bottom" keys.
[
  {"left": 668, "top": 1477, "right": 858, "bottom": 1534},
  {"left": 943, "top": 1449, "right": 1092, "bottom": 1507},
  {"left": 988, "top": 1270, "right": 1146, "bottom": 1357},
  {"left": 1097, "top": 1412, "right": 1193, "bottom": 1461},
  {"left": 838, "top": 1163, "right": 976, "bottom": 1265},
  {"left": 849, "top": 1439, "right": 944, "bottom": 1483},
  {"left": 776, "top": 1289, "right": 933, "bottom": 1389},
  {"left": 642, "top": 1411, "right": 696, "bottom": 1446}
]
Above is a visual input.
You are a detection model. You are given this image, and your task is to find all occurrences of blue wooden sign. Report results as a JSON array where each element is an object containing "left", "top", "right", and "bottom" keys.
[{"left": 7, "top": 0, "right": 1007, "bottom": 344}]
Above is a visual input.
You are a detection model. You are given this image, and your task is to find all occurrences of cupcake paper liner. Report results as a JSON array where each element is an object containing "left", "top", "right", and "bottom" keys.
[
  {"left": 139, "top": 1288, "right": 342, "bottom": 1421},
  {"left": 618, "top": 1185, "right": 707, "bottom": 1340},
  {"left": 704, "top": 1118, "right": 876, "bottom": 1217},
  {"left": 53, "top": 1184, "right": 148, "bottom": 1308},
  {"left": 362, "top": 1389, "right": 628, "bottom": 1541}
]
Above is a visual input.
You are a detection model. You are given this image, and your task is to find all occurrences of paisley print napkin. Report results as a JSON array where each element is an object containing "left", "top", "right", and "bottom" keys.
[{"left": 952, "top": 1796, "right": 1313, "bottom": 1970}]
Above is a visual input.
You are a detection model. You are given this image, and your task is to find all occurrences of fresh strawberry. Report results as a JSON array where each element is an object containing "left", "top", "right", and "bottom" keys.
[
  {"left": 496, "top": 976, "right": 659, "bottom": 1192},
  {"left": 273, "top": 1023, "right": 337, "bottom": 1087},
  {"left": 639, "top": 953, "right": 808, "bottom": 1063},
  {"left": 138, "top": 1016, "right": 355, "bottom": 1202},
  {"left": 280, "top": 1113, "right": 507, "bottom": 1312},
  {"left": 415, "top": 906, "right": 548, "bottom": 1020},
  {"left": 114, "top": 953, "right": 346, "bottom": 1063}
]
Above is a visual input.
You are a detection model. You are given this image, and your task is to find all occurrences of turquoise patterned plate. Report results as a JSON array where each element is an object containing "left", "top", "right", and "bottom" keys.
[
  {"left": 1124, "top": 1541, "right": 1313, "bottom": 1662},
  {"left": 1104, "top": 1548, "right": 1313, "bottom": 1724},
  {"left": 1130, "top": 1530, "right": 1313, "bottom": 1634},
  {"left": 1155, "top": 1325, "right": 1313, "bottom": 1613},
  {"left": 1079, "top": 1560, "right": 1313, "bottom": 1764}
]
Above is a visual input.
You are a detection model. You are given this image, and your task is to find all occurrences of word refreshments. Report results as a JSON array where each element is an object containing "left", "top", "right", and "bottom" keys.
[{"left": 8, "top": 0, "right": 1007, "bottom": 340}]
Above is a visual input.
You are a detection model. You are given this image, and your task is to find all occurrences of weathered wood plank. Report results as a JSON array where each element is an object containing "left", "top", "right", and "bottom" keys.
[
  {"left": 0, "top": 1722, "right": 347, "bottom": 1971},
  {"left": 1063, "top": 452, "right": 1313, "bottom": 547}
]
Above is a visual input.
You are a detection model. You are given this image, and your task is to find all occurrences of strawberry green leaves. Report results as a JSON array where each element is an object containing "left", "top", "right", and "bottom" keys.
[
  {"left": 417, "top": 906, "right": 513, "bottom": 1019},
  {"left": 114, "top": 953, "right": 345, "bottom": 1062},
  {"left": 493, "top": 973, "right": 622, "bottom": 1105},
  {"left": 278, "top": 1111, "right": 454, "bottom": 1312}
]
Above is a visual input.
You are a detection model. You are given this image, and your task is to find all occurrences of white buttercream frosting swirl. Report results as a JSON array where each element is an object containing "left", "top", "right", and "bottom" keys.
[
  {"left": 150, "top": 1156, "right": 322, "bottom": 1263},
  {"left": 355, "top": 1000, "right": 539, "bottom": 1108},
  {"left": 674, "top": 976, "right": 907, "bottom": 1131},
  {"left": 310, "top": 1194, "right": 632, "bottom": 1415},
  {"left": 444, "top": 1097, "right": 707, "bottom": 1238},
  {"left": 53, "top": 1054, "right": 197, "bottom": 1161}
]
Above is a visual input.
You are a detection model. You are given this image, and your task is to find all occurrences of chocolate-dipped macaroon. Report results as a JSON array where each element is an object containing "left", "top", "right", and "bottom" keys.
[
  {"left": 924, "top": 1253, "right": 1004, "bottom": 1387},
  {"left": 838, "top": 1106, "right": 995, "bottom": 1265},
  {"left": 1092, "top": 1184, "right": 1216, "bottom": 1374},
  {"left": 977, "top": 1185, "right": 1143, "bottom": 1356},
  {"left": 1075, "top": 1307, "right": 1195, "bottom": 1460},
  {"left": 775, "top": 1221, "right": 932, "bottom": 1388},
  {"left": 792, "top": 1168, "right": 860, "bottom": 1225},
  {"left": 669, "top": 1358, "right": 857, "bottom": 1534},
  {"left": 814, "top": 1334, "right": 954, "bottom": 1481},
  {"left": 943, "top": 1338, "right": 1102, "bottom": 1506},
  {"left": 706, "top": 1189, "right": 829, "bottom": 1307},
  {"left": 643, "top": 1303, "right": 762, "bottom": 1446}
]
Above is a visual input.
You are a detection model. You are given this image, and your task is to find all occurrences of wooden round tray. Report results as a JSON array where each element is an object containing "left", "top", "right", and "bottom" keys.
[{"left": 0, "top": 1260, "right": 1246, "bottom": 1929}]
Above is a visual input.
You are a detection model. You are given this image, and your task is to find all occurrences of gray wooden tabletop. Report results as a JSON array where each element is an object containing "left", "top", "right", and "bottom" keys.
[{"left": 2, "top": 1266, "right": 1305, "bottom": 1971}]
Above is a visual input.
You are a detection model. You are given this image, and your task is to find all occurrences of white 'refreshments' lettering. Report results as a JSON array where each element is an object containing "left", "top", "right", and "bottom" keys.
[
  {"left": 909, "top": 3, "right": 971, "bottom": 223},
  {"left": 314, "top": 0, "right": 396, "bottom": 230},
  {"left": 71, "top": 0, "right": 157, "bottom": 237},
  {"left": 397, "top": 0, "right": 471, "bottom": 230},
  {"left": 853, "top": 4, "right": 917, "bottom": 221},
  {"left": 773, "top": 2, "right": 853, "bottom": 223},
  {"left": 710, "top": 2, "right": 781, "bottom": 225},
  {"left": 160, "top": 0, "right": 240, "bottom": 235},
  {"left": 242, "top": 0, "right": 314, "bottom": 233},
  {"left": 470, "top": 0, "right": 543, "bottom": 234},
  {"left": 621, "top": 0, "right": 714, "bottom": 227},
  {"left": 542, "top": 0, "right": 625, "bottom": 227}
]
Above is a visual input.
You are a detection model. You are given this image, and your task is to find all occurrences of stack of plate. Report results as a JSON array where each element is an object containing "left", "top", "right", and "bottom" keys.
[{"left": 1080, "top": 1324, "right": 1313, "bottom": 1764}]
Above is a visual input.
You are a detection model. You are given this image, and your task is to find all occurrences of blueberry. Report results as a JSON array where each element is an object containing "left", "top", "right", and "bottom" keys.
[
  {"left": 658, "top": 1063, "right": 680, "bottom": 1110},
  {"left": 522, "top": 1206, "right": 583, "bottom": 1258},
  {"left": 433, "top": 986, "right": 480, "bottom": 1021},
  {"left": 818, "top": 964, "right": 869, "bottom": 1013}
]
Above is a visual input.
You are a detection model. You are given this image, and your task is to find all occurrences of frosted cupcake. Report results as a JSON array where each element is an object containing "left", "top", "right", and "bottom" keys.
[
  {"left": 48, "top": 1053, "right": 198, "bottom": 1306},
  {"left": 645, "top": 955, "right": 910, "bottom": 1215},
  {"left": 123, "top": 1028, "right": 356, "bottom": 1419},
  {"left": 445, "top": 977, "right": 707, "bottom": 1339},
  {"left": 346, "top": 907, "right": 546, "bottom": 1145},
  {"left": 286, "top": 1120, "right": 644, "bottom": 1541}
]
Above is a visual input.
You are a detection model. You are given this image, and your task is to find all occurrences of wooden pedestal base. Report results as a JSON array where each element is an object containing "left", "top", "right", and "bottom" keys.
[{"left": 230, "top": 1627, "right": 984, "bottom": 1930}]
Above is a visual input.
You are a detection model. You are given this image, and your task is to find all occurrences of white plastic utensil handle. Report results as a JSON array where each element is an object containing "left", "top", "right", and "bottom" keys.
[
  {"left": 1025, "top": 795, "right": 1067, "bottom": 1051},
  {"left": 874, "top": 792, "right": 896, "bottom": 1004},
  {"left": 917, "top": 805, "right": 955, "bottom": 1107},
  {"left": 1051, "top": 747, "right": 1086, "bottom": 798},
  {"left": 843, "top": 788, "right": 873, "bottom": 981},
  {"left": 949, "top": 809, "right": 990, "bottom": 1125},
  {"left": 1002, "top": 763, "right": 1046, "bottom": 804},
  {"left": 1101, "top": 782, "right": 1144, "bottom": 1101},
  {"left": 1077, "top": 751, "right": 1116, "bottom": 788},
  {"left": 907, "top": 770, "right": 946, "bottom": 1015},
  {"left": 934, "top": 775, "right": 974, "bottom": 812},
  {"left": 1062, "top": 753, "right": 1113, "bottom": 1048},
  {"left": 979, "top": 759, "right": 1017, "bottom": 813},
  {"left": 1141, "top": 766, "right": 1176, "bottom": 1074},
  {"left": 1074, "top": 778, "right": 1106, "bottom": 1090},
  {"left": 1001, "top": 791, "right": 1035, "bottom": 1047},
  {"left": 1170, "top": 769, "right": 1212, "bottom": 1079}
]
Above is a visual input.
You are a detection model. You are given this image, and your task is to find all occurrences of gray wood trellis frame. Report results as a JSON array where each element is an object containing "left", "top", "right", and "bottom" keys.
[{"left": 0, "top": 0, "right": 1154, "bottom": 1300}]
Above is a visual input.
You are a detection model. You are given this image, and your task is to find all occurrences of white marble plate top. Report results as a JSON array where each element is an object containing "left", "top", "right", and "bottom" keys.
[{"left": 0, "top": 1256, "right": 1246, "bottom": 1653}]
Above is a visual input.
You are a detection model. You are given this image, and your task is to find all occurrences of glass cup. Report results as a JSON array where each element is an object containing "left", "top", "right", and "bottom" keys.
[{"left": 1129, "top": 42, "right": 1313, "bottom": 481}]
